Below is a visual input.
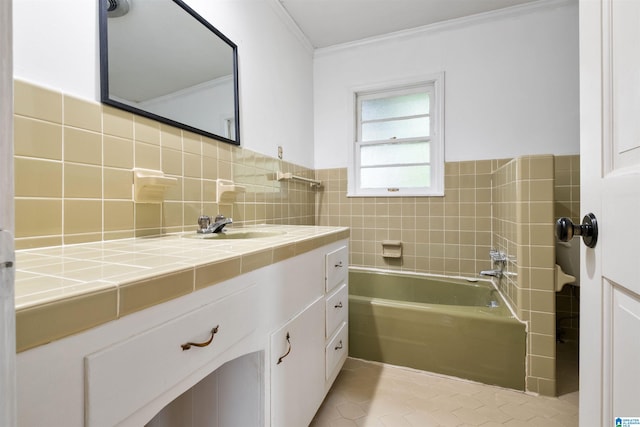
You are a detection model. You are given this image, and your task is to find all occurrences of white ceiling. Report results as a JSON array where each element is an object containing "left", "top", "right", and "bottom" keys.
[{"left": 278, "top": 0, "right": 542, "bottom": 48}]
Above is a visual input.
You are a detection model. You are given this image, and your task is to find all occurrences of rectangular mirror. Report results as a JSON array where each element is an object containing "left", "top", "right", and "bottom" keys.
[{"left": 99, "top": 0, "right": 240, "bottom": 145}]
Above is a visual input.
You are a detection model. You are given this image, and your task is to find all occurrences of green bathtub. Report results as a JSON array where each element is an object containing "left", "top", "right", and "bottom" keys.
[{"left": 349, "top": 268, "right": 526, "bottom": 390}]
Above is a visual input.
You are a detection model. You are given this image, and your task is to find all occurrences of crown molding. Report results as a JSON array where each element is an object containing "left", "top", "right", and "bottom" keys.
[
  {"left": 314, "top": 0, "right": 576, "bottom": 58},
  {"left": 265, "top": 0, "right": 314, "bottom": 54}
]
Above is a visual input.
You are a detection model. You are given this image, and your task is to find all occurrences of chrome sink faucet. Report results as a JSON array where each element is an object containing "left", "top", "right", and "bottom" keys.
[{"left": 197, "top": 214, "right": 233, "bottom": 234}]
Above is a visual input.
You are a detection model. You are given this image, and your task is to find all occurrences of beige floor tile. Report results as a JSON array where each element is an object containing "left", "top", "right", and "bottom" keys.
[
  {"left": 354, "top": 416, "right": 386, "bottom": 427},
  {"left": 312, "top": 358, "right": 579, "bottom": 427},
  {"left": 402, "top": 410, "right": 440, "bottom": 427},
  {"left": 404, "top": 384, "right": 441, "bottom": 400},
  {"left": 451, "top": 394, "right": 485, "bottom": 410},
  {"left": 337, "top": 403, "right": 367, "bottom": 420},
  {"left": 475, "top": 405, "right": 512, "bottom": 424},
  {"left": 359, "top": 398, "right": 413, "bottom": 418},
  {"left": 499, "top": 403, "right": 540, "bottom": 421},
  {"left": 550, "top": 412, "right": 580, "bottom": 426},
  {"left": 430, "top": 409, "right": 464, "bottom": 426},
  {"left": 330, "top": 419, "right": 359, "bottom": 427},
  {"left": 527, "top": 416, "right": 570, "bottom": 427},
  {"left": 379, "top": 414, "right": 413, "bottom": 427},
  {"left": 502, "top": 420, "right": 533, "bottom": 427},
  {"left": 313, "top": 401, "right": 343, "bottom": 423},
  {"left": 452, "top": 406, "right": 491, "bottom": 425}
]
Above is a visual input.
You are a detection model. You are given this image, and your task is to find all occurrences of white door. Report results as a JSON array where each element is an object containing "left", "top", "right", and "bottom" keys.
[
  {"left": 580, "top": 0, "right": 640, "bottom": 425},
  {"left": 0, "top": 0, "right": 16, "bottom": 425}
]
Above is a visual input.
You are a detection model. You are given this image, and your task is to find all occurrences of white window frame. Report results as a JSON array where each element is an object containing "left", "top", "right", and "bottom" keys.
[{"left": 347, "top": 73, "right": 444, "bottom": 197}]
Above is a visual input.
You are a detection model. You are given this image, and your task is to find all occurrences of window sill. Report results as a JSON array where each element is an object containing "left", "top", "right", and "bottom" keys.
[{"left": 346, "top": 191, "right": 445, "bottom": 198}]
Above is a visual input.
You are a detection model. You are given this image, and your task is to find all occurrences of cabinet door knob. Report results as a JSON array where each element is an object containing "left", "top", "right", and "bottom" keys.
[
  {"left": 181, "top": 325, "right": 219, "bottom": 351},
  {"left": 276, "top": 332, "right": 292, "bottom": 365},
  {"left": 335, "top": 261, "right": 343, "bottom": 268},
  {"left": 334, "top": 340, "right": 343, "bottom": 350},
  {"left": 334, "top": 301, "right": 343, "bottom": 308}
]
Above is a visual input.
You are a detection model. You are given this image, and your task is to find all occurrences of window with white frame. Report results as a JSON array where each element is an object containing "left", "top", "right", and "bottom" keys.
[{"left": 348, "top": 75, "right": 444, "bottom": 197}]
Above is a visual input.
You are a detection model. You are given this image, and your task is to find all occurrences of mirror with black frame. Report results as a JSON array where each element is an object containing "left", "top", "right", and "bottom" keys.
[{"left": 99, "top": 0, "right": 240, "bottom": 145}]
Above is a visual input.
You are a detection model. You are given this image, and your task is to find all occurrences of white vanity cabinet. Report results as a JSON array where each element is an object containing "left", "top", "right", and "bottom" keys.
[
  {"left": 269, "top": 244, "right": 350, "bottom": 426},
  {"left": 324, "top": 246, "right": 349, "bottom": 387},
  {"left": 15, "top": 236, "right": 349, "bottom": 427}
]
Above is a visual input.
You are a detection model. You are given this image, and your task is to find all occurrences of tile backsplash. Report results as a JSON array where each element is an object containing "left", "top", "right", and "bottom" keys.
[{"left": 13, "top": 80, "right": 316, "bottom": 249}]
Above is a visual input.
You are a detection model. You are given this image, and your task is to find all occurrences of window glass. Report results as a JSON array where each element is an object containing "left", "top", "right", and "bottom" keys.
[
  {"left": 360, "top": 141, "right": 430, "bottom": 167},
  {"left": 360, "top": 165, "right": 431, "bottom": 189},
  {"left": 348, "top": 75, "right": 443, "bottom": 197},
  {"left": 361, "top": 117, "right": 430, "bottom": 141},
  {"left": 361, "top": 93, "right": 429, "bottom": 121}
]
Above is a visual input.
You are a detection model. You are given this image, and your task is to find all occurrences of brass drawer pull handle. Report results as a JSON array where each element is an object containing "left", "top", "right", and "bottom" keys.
[
  {"left": 334, "top": 302, "right": 343, "bottom": 308},
  {"left": 277, "top": 332, "right": 292, "bottom": 365},
  {"left": 335, "top": 340, "right": 343, "bottom": 350},
  {"left": 181, "top": 325, "right": 219, "bottom": 351}
]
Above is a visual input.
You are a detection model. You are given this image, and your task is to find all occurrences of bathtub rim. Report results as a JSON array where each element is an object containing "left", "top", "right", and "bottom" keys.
[{"left": 348, "top": 266, "right": 522, "bottom": 323}]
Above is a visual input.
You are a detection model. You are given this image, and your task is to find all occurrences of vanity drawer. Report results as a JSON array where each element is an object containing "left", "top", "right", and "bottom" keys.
[
  {"left": 325, "top": 246, "right": 348, "bottom": 292},
  {"left": 325, "top": 322, "right": 348, "bottom": 380},
  {"left": 325, "top": 283, "right": 348, "bottom": 338},
  {"left": 85, "top": 284, "right": 259, "bottom": 427}
]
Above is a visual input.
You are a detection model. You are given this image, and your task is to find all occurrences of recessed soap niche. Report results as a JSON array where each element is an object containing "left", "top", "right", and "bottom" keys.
[{"left": 145, "top": 351, "right": 263, "bottom": 427}]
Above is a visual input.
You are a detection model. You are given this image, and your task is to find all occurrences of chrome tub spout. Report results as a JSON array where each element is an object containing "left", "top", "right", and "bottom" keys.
[{"left": 480, "top": 269, "right": 503, "bottom": 278}]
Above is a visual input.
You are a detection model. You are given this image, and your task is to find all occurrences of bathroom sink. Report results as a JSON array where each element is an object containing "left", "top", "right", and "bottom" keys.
[{"left": 182, "top": 230, "right": 286, "bottom": 240}]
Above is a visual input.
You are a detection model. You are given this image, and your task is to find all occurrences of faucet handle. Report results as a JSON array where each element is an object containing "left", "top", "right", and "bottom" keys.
[
  {"left": 198, "top": 215, "right": 211, "bottom": 230},
  {"left": 214, "top": 214, "right": 226, "bottom": 222},
  {"left": 489, "top": 250, "right": 507, "bottom": 263}
]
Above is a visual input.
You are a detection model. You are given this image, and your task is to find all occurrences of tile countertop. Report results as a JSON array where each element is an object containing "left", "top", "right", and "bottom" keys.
[{"left": 14, "top": 225, "right": 350, "bottom": 352}]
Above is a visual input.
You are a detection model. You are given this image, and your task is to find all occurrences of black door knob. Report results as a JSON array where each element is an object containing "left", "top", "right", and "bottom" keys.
[{"left": 555, "top": 213, "right": 598, "bottom": 248}]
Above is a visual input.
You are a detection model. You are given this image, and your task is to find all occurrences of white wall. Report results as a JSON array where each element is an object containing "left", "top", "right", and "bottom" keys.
[
  {"left": 140, "top": 77, "right": 236, "bottom": 140},
  {"left": 313, "top": 0, "right": 579, "bottom": 169},
  {"left": 13, "top": 0, "right": 316, "bottom": 168}
]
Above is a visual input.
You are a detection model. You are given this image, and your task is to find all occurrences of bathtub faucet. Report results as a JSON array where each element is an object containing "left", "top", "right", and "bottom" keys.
[
  {"left": 489, "top": 249, "right": 507, "bottom": 265},
  {"left": 481, "top": 249, "right": 507, "bottom": 279},
  {"left": 480, "top": 269, "right": 503, "bottom": 278}
]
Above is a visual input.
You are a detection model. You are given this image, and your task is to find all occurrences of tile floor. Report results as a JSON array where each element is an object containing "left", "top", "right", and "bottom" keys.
[{"left": 311, "top": 358, "right": 579, "bottom": 427}]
